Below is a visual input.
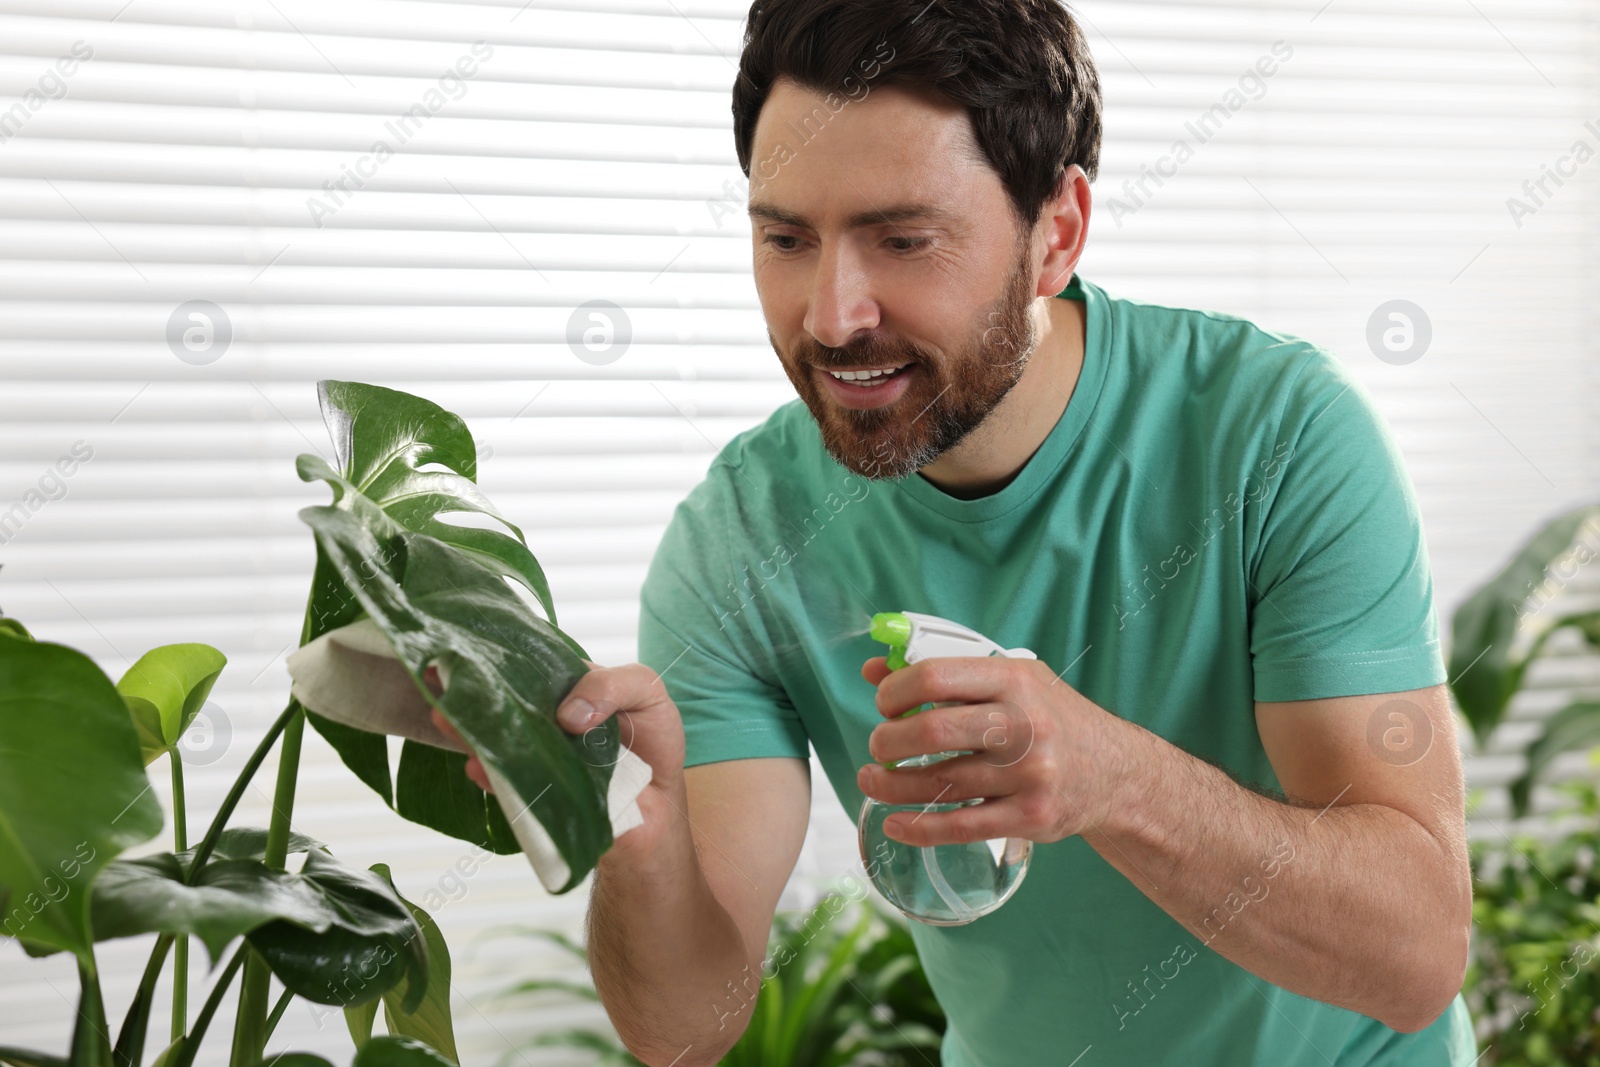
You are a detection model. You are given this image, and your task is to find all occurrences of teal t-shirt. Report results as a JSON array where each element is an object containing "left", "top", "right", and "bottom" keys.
[{"left": 637, "top": 274, "right": 1475, "bottom": 1066}]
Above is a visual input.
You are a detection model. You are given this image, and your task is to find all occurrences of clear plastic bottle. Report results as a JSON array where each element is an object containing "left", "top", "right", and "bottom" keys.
[{"left": 857, "top": 611, "right": 1034, "bottom": 926}]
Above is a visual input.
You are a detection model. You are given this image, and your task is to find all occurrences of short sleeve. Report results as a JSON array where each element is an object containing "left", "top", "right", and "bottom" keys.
[
  {"left": 637, "top": 465, "right": 810, "bottom": 768},
  {"left": 1247, "top": 349, "right": 1447, "bottom": 702}
]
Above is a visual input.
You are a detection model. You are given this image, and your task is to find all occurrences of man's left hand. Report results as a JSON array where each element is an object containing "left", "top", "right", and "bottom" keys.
[{"left": 855, "top": 654, "right": 1136, "bottom": 847}]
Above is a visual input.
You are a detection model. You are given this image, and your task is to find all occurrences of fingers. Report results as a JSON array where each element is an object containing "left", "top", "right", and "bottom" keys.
[
  {"left": 857, "top": 752, "right": 1015, "bottom": 808},
  {"left": 429, "top": 707, "right": 463, "bottom": 746},
  {"left": 872, "top": 656, "right": 1046, "bottom": 719},
  {"left": 867, "top": 702, "right": 1033, "bottom": 766},
  {"left": 429, "top": 708, "right": 494, "bottom": 795},
  {"left": 554, "top": 662, "right": 676, "bottom": 735},
  {"left": 879, "top": 795, "right": 1025, "bottom": 847},
  {"left": 860, "top": 655, "right": 893, "bottom": 686}
]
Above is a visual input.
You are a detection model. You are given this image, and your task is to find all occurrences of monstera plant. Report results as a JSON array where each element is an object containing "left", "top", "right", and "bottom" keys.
[
  {"left": 1450, "top": 503, "right": 1600, "bottom": 817},
  {"left": 0, "top": 382, "right": 617, "bottom": 1067}
]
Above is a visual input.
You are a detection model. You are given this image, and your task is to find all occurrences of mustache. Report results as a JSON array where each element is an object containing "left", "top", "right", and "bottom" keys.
[{"left": 797, "top": 337, "right": 925, "bottom": 369}]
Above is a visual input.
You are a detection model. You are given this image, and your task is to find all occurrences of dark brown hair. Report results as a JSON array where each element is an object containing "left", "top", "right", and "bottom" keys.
[{"left": 732, "top": 0, "right": 1102, "bottom": 234}]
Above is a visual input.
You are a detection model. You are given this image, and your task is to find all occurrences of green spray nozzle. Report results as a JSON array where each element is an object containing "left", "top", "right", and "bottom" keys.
[
  {"left": 870, "top": 611, "right": 924, "bottom": 767},
  {"left": 864, "top": 611, "right": 1035, "bottom": 774},
  {"left": 870, "top": 611, "right": 912, "bottom": 671}
]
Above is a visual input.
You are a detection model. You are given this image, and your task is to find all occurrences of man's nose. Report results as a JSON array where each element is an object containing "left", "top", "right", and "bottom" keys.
[{"left": 803, "top": 240, "right": 880, "bottom": 350}]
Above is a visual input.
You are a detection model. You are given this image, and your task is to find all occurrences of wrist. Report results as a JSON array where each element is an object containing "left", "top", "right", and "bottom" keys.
[
  {"left": 598, "top": 773, "right": 692, "bottom": 880},
  {"left": 1089, "top": 713, "right": 1161, "bottom": 843}
]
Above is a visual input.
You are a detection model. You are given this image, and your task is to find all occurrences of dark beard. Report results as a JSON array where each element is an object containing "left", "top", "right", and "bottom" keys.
[{"left": 774, "top": 238, "right": 1039, "bottom": 481}]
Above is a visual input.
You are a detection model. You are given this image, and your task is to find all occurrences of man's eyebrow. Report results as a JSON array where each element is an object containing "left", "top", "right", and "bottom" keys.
[{"left": 747, "top": 200, "right": 958, "bottom": 229}]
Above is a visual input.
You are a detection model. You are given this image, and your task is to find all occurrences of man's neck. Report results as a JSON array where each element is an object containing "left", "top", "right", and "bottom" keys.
[{"left": 916, "top": 293, "right": 1087, "bottom": 500}]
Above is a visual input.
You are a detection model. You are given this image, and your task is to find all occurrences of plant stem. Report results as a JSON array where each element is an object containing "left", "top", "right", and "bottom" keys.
[
  {"left": 231, "top": 703, "right": 307, "bottom": 1066},
  {"left": 228, "top": 597, "right": 316, "bottom": 1065},
  {"left": 112, "top": 935, "right": 172, "bottom": 1067},
  {"left": 173, "top": 942, "right": 249, "bottom": 1067},
  {"left": 71, "top": 956, "right": 112, "bottom": 1067},
  {"left": 263, "top": 704, "right": 306, "bottom": 871},
  {"left": 183, "top": 699, "right": 299, "bottom": 883},
  {"left": 263, "top": 985, "right": 294, "bottom": 1043},
  {"left": 170, "top": 752, "right": 188, "bottom": 1043},
  {"left": 116, "top": 700, "right": 298, "bottom": 1067}
]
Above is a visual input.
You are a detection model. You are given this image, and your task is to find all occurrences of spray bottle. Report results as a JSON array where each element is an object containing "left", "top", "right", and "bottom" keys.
[{"left": 858, "top": 610, "right": 1036, "bottom": 926}]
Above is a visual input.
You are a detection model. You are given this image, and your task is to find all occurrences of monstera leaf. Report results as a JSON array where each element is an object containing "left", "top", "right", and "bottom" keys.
[
  {"left": 291, "top": 380, "right": 616, "bottom": 890},
  {"left": 246, "top": 847, "right": 428, "bottom": 1012},
  {"left": 115, "top": 644, "right": 227, "bottom": 766},
  {"left": 84, "top": 830, "right": 327, "bottom": 964},
  {"left": 304, "top": 379, "right": 559, "bottom": 629},
  {"left": 298, "top": 502, "right": 617, "bottom": 891},
  {"left": 293, "top": 381, "right": 589, "bottom": 824},
  {"left": 0, "top": 636, "right": 163, "bottom": 964},
  {"left": 81, "top": 828, "right": 426, "bottom": 1012},
  {"left": 344, "top": 864, "right": 458, "bottom": 1064}
]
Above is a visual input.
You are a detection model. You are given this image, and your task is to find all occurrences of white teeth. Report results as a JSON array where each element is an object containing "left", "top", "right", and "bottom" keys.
[{"left": 827, "top": 364, "right": 909, "bottom": 382}]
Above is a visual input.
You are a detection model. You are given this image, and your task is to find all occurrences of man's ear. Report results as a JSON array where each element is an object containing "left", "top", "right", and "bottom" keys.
[{"left": 1034, "top": 164, "right": 1091, "bottom": 297}]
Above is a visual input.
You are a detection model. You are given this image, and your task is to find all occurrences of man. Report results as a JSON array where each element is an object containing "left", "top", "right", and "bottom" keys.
[{"left": 436, "top": 1, "right": 1476, "bottom": 1063}]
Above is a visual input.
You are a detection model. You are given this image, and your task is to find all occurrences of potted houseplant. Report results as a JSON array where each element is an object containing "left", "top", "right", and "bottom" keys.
[{"left": 0, "top": 381, "right": 620, "bottom": 1067}]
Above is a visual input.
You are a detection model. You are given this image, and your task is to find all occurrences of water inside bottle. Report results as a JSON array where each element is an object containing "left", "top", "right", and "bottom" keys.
[{"left": 858, "top": 751, "right": 1032, "bottom": 926}]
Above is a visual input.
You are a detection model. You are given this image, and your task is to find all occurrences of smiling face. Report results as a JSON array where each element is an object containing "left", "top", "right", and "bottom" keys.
[{"left": 749, "top": 78, "right": 1048, "bottom": 480}]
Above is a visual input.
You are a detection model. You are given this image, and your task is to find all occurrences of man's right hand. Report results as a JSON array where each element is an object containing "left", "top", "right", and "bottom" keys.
[
  {"left": 427, "top": 657, "right": 811, "bottom": 1065},
  {"left": 426, "top": 660, "right": 688, "bottom": 856}
]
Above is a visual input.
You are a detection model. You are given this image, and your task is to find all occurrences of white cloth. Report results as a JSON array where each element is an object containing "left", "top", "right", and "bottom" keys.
[{"left": 285, "top": 618, "right": 651, "bottom": 893}]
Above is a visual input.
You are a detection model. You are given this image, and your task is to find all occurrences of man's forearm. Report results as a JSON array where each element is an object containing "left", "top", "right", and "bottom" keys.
[
  {"left": 1080, "top": 717, "right": 1472, "bottom": 1033},
  {"left": 586, "top": 785, "right": 751, "bottom": 1066}
]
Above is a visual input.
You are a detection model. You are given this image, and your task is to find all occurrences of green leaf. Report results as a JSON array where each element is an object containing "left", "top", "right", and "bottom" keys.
[
  {"left": 88, "top": 855, "right": 332, "bottom": 964},
  {"left": 519, "top": 1031, "right": 641, "bottom": 1066},
  {"left": 1509, "top": 702, "right": 1600, "bottom": 819},
  {"left": 297, "top": 502, "right": 615, "bottom": 892},
  {"left": 300, "top": 700, "right": 395, "bottom": 809},
  {"left": 204, "top": 827, "right": 326, "bottom": 862},
  {"left": 52, "top": 828, "right": 328, "bottom": 965},
  {"left": 352, "top": 1036, "right": 455, "bottom": 1067},
  {"left": 1450, "top": 505, "right": 1600, "bottom": 747},
  {"left": 493, "top": 977, "right": 602, "bottom": 1003},
  {"left": 477, "top": 923, "right": 590, "bottom": 961},
  {"left": 304, "top": 380, "right": 558, "bottom": 626},
  {"left": 0, "top": 639, "right": 163, "bottom": 964},
  {"left": 1575, "top": 611, "right": 1600, "bottom": 650},
  {"left": 292, "top": 380, "right": 596, "bottom": 857},
  {"left": 79, "top": 840, "right": 424, "bottom": 1015},
  {"left": 345, "top": 998, "right": 379, "bottom": 1049},
  {"left": 0, "top": 618, "right": 34, "bottom": 641},
  {"left": 115, "top": 644, "right": 227, "bottom": 766},
  {"left": 393, "top": 743, "right": 502, "bottom": 851},
  {"left": 246, "top": 848, "right": 429, "bottom": 1014},
  {"left": 371, "top": 864, "right": 458, "bottom": 1064},
  {"left": 717, "top": 895, "right": 944, "bottom": 1067},
  {"left": 782, "top": 902, "right": 873, "bottom": 1061},
  {"left": 145, "top": 1039, "right": 182, "bottom": 1067},
  {"left": 0, "top": 1047, "right": 68, "bottom": 1067}
]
